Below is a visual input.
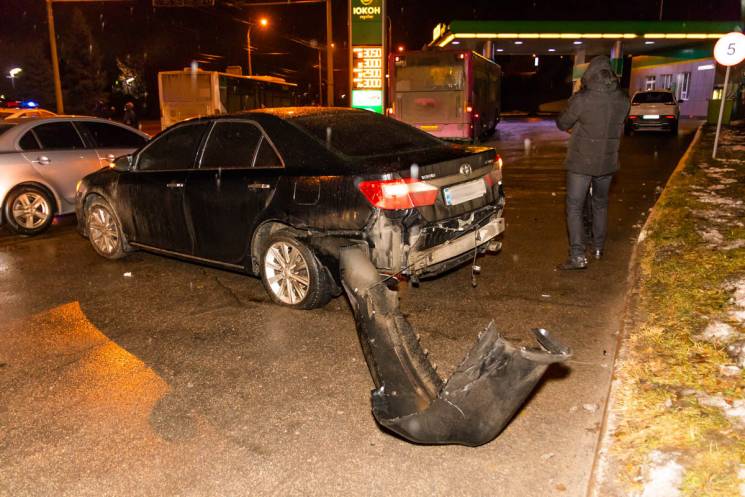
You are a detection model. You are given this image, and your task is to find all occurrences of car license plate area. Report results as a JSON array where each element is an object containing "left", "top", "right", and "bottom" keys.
[
  {"left": 643, "top": 114, "right": 660, "bottom": 119},
  {"left": 443, "top": 179, "right": 486, "bottom": 206}
]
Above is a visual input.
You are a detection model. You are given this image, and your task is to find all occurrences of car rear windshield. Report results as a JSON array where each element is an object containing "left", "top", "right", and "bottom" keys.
[
  {"left": 289, "top": 111, "right": 444, "bottom": 157},
  {"left": 633, "top": 92, "right": 675, "bottom": 104}
]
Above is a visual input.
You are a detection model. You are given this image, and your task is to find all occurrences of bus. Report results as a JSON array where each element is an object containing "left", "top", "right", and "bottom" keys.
[
  {"left": 158, "top": 69, "right": 297, "bottom": 128},
  {"left": 388, "top": 50, "right": 501, "bottom": 142}
]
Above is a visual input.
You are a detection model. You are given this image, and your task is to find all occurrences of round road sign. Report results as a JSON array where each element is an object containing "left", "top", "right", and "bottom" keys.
[{"left": 714, "top": 32, "right": 745, "bottom": 67}]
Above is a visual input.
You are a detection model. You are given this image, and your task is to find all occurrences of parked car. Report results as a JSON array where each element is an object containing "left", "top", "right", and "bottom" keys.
[
  {"left": 76, "top": 108, "right": 505, "bottom": 309},
  {"left": 0, "top": 108, "right": 57, "bottom": 120},
  {"left": 0, "top": 116, "right": 149, "bottom": 235},
  {"left": 626, "top": 90, "right": 680, "bottom": 135}
]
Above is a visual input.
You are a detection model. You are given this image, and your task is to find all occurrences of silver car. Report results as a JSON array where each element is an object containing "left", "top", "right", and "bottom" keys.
[{"left": 0, "top": 116, "right": 148, "bottom": 235}]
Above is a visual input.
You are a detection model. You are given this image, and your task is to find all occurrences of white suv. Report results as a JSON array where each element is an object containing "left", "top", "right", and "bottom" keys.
[{"left": 626, "top": 90, "right": 680, "bottom": 135}]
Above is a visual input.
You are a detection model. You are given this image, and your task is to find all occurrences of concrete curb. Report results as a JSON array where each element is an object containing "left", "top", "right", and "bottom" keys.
[{"left": 585, "top": 124, "right": 705, "bottom": 497}]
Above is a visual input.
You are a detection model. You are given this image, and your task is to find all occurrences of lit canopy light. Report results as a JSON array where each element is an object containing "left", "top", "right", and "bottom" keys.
[
  {"left": 645, "top": 41, "right": 655, "bottom": 45},
  {"left": 548, "top": 48, "right": 556, "bottom": 52},
  {"left": 451, "top": 40, "right": 460, "bottom": 45},
  {"left": 496, "top": 48, "right": 504, "bottom": 52},
  {"left": 514, "top": 40, "right": 523, "bottom": 45},
  {"left": 573, "top": 41, "right": 583, "bottom": 45},
  {"left": 697, "top": 64, "right": 715, "bottom": 71}
]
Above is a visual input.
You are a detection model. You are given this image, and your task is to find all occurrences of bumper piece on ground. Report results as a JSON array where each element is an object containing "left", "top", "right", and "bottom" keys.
[{"left": 340, "top": 246, "right": 572, "bottom": 446}]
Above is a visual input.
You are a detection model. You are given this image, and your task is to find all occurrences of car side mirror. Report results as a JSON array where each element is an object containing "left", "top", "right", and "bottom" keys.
[{"left": 112, "top": 154, "right": 133, "bottom": 172}]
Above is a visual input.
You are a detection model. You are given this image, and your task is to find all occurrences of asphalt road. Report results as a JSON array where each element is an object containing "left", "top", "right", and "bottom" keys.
[{"left": 0, "top": 118, "right": 697, "bottom": 497}]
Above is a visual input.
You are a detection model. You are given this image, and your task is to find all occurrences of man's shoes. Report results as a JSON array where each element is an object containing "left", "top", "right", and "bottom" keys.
[
  {"left": 557, "top": 255, "right": 588, "bottom": 270},
  {"left": 592, "top": 249, "right": 603, "bottom": 260}
]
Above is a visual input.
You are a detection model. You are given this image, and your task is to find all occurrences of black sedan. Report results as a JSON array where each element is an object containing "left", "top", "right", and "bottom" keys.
[{"left": 75, "top": 108, "right": 505, "bottom": 309}]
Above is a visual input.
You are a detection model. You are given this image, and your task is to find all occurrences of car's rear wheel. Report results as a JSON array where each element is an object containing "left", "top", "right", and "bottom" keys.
[
  {"left": 260, "top": 232, "right": 330, "bottom": 309},
  {"left": 670, "top": 119, "right": 679, "bottom": 136},
  {"left": 86, "top": 197, "right": 127, "bottom": 259},
  {"left": 3, "top": 186, "right": 54, "bottom": 236}
]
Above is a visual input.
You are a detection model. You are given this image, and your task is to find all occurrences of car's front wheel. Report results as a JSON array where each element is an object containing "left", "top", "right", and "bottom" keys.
[
  {"left": 260, "top": 232, "right": 331, "bottom": 309},
  {"left": 86, "top": 197, "right": 127, "bottom": 259},
  {"left": 3, "top": 186, "right": 54, "bottom": 236}
]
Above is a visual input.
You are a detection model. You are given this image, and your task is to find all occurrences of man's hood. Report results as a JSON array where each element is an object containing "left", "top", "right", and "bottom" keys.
[{"left": 581, "top": 56, "right": 618, "bottom": 92}]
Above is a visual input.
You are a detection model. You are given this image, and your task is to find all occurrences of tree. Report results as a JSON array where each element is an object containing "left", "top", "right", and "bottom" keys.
[
  {"left": 112, "top": 55, "right": 147, "bottom": 101},
  {"left": 16, "top": 41, "right": 55, "bottom": 110},
  {"left": 59, "top": 8, "right": 108, "bottom": 114}
]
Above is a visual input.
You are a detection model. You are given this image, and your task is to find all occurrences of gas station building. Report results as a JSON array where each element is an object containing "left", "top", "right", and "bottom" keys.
[{"left": 430, "top": 20, "right": 744, "bottom": 119}]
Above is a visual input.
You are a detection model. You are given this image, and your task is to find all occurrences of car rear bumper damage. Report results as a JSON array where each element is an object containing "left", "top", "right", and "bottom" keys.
[
  {"left": 339, "top": 246, "right": 572, "bottom": 446},
  {"left": 408, "top": 215, "right": 504, "bottom": 276}
]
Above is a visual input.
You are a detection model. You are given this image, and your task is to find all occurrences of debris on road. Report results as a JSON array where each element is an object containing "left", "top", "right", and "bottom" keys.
[{"left": 340, "top": 245, "right": 572, "bottom": 446}]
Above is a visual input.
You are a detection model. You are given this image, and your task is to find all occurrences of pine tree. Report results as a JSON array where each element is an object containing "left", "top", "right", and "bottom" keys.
[
  {"left": 16, "top": 42, "right": 55, "bottom": 109},
  {"left": 59, "top": 8, "right": 108, "bottom": 114}
]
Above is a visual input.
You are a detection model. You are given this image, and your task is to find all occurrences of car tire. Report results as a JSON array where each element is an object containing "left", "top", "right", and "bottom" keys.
[
  {"left": 3, "top": 185, "right": 54, "bottom": 236},
  {"left": 670, "top": 120, "right": 679, "bottom": 136},
  {"left": 85, "top": 197, "right": 127, "bottom": 260},
  {"left": 624, "top": 124, "right": 633, "bottom": 136},
  {"left": 260, "top": 232, "right": 331, "bottom": 309}
]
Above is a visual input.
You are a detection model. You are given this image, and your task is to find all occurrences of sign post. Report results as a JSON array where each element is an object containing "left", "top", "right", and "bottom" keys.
[
  {"left": 349, "top": 0, "right": 385, "bottom": 113},
  {"left": 712, "top": 31, "right": 745, "bottom": 159}
]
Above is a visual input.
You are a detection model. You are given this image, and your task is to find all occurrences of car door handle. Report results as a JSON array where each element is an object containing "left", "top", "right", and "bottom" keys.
[
  {"left": 166, "top": 181, "right": 184, "bottom": 189},
  {"left": 32, "top": 156, "right": 51, "bottom": 165},
  {"left": 247, "top": 183, "right": 271, "bottom": 190}
]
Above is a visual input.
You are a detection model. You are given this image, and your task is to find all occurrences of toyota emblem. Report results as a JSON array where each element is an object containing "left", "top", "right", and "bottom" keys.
[{"left": 459, "top": 163, "right": 472, "bottom": 176}]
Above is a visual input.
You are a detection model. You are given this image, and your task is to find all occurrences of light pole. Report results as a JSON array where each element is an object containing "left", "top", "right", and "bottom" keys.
[
  {"left": 8, "top": 68, "right": 22, "bottom": 89},
  {"left": 247, "top": 17, "right": 269, "bottom": 76}
]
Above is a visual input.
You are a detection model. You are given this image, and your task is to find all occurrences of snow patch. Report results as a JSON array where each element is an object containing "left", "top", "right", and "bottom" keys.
[
  {"left": 697, "top": 321, "right": 739, "bottom": 343},
  {"left": 638, "top": 451, "right": 684, "bottom": 497},
  {"left": 697, "top": 394, "right": 745, "bottom": 428}
]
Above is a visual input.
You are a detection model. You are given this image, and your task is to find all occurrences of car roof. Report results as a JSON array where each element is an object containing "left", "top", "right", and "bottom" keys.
[{"left": 0, "top": 115, "right": 149, "bottom": 151}]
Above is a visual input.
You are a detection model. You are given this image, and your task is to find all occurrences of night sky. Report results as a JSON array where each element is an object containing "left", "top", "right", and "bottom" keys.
[{"left": 0, "top": 0, "right": 741, "bottom": 112}]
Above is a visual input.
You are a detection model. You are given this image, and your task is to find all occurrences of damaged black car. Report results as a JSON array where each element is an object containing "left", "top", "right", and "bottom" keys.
[{"left": 75, "top": 107, "right": 505, "bottom": 309}]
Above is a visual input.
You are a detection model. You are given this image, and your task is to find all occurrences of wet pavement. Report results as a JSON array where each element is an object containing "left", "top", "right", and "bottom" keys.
[{"left": 0, "top": 118, "right": 698, "bottom": 497}]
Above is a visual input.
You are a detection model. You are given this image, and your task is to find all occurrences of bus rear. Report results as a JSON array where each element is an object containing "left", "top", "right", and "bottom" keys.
[
  {"left": 389, "top": 50, "right": 501, "bottom": 142},
  {"left": 389, "top": 51, "right": 470, "bottom": 140}
]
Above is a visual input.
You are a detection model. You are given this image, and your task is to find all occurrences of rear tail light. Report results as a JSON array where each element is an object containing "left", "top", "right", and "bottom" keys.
[
  {"left": 483, "top": 155, "right": 503, "bottom": 187},
  {"left": 358, "top": 178, "right": 439, "bottom": 210},
  {"left": 664, "top": 115, "right": 675, "bottom": 119},
  {"left": 629, "top": 115, "right": 639, "bottom": 119}
]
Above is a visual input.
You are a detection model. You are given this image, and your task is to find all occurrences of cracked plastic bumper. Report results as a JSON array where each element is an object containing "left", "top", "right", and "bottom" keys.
[{"left": 340, "top": 245, "right": 571, "bottom": 446}]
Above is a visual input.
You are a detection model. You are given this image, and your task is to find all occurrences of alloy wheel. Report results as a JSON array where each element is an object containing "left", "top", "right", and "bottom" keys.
[
  {"left": 11, "top": 192, "right": 50, "bottom": 230},
  {"left": 263, "top": 241, "right": 310, "bottom": 305},
  {"left": 88, "top": 206, "right": 119, "bottom": 256}
]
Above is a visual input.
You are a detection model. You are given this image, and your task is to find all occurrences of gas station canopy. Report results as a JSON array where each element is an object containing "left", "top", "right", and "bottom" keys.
[{"left": 430, "top": 20, "right": 743, "bottom": 55}]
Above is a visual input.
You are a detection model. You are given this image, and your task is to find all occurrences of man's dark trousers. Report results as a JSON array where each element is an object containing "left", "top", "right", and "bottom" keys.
[{"left": 566, "top": 171, "right": 613, "bottom": 258}]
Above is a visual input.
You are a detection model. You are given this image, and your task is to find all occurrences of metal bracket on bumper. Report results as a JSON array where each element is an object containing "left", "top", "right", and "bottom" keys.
[{"left": 340, "top": 246, "right": 571, "bottom": 446}]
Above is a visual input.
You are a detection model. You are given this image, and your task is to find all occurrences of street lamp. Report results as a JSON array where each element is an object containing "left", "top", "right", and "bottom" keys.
[
  {"left": 247, "top": 17, "right": 269, "bottom": 76},
  {"left": 8, "top": 67, "right": 22, "bottom": 88}
]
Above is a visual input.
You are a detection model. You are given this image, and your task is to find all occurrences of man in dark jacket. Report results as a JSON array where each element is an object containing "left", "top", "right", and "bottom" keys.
[{"left": 556, "top": 56, "right": 630, "bottom": 270}]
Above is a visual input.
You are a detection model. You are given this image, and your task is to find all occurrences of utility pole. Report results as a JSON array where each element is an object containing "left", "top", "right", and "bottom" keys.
[
  {"left": 247, "top": 26, "right": 253, "bottom": 75},
  {"left": 326, "top": 0, "right": 334, "bottom": 106},
  {"left": 45, "top": 0, "right": 134, "bottom": 114},
  {"left": 46, "top": 0, "right": 64, "bottom": 113}
]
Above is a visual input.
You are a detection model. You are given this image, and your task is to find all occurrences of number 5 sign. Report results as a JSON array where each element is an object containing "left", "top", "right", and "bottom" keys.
[
  {"left": 714, "top": 31, "right": 745, "bottom": 66},
  {"left": 712, "top": 32, "right": 745, "bottom": 159}
]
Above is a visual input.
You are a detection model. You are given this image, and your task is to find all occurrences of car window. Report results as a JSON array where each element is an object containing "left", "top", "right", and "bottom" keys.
[
  {"left": 290, "top": 111, "right": 444, "bottom": 157},
  {"left": 78, "top": 121, "right": 147, "bottom": 149},
  {"left": 201, "top": 122, "right": 262, "bottom": 169},
  {"left": 19, "top": 131, "right": 40, "bottom": 150},
  {"left": 32, "top": 122, "right": 85, "bottom": 149},
  {"left": 137, "top": 123, "right": 209, "bottom": 171},
  {"left": 632, "top": 92, "right": 675, "bottom": 105},
  {"left": 254, "top": 137, "right": 283, "bottom": 168}
]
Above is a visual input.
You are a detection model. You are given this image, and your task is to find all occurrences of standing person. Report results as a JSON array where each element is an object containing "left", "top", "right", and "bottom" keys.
[
  {"left": 556, "top": 56, "right": 630, "bottom": 270},
  {"left": 122, "top": 101, "right": 139, "bottom": 129}
]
